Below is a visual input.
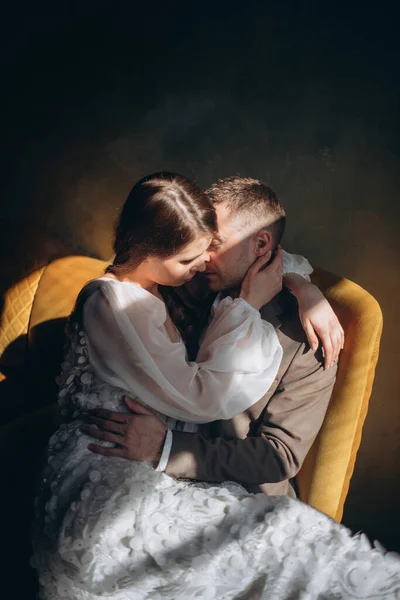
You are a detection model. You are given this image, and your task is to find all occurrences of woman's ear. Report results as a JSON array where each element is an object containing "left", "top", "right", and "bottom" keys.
[{"left": 254, "top": 230, "right": 272, "bottom": 257}]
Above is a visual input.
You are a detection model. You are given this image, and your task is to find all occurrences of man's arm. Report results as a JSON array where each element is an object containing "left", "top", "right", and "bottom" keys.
[
  {"left": 165, "top": 344, "right": 337, "bottom": 485},
  {"left": 82, "top": 343, "right": 336, "bottom": 481}
]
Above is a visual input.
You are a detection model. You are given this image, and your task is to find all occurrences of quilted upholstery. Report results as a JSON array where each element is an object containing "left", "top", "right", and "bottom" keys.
[
  {"left": 296, "top": 270, "right": 383, "bottom": 521},
  {"left": 27, "top": 257, "right": 106, "bottom": 402},
  {"left": 0, "top": 256, "right": 383, "bottom": 523},
  {"left": 28, "top": 256, "right": 107, "bottom": 331},
  {"left": 0, "top": 268, "right": 45, "bottom": 381}
]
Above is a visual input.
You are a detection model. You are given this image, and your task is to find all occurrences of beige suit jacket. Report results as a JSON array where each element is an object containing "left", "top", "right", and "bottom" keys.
[{"left": 165, "top": 290, "right": 337, "bottom": 497}]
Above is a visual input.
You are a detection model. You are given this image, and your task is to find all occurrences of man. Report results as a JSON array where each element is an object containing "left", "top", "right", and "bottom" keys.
[{"left": 82, "top": 176, "right": 342, "bottom": 497}]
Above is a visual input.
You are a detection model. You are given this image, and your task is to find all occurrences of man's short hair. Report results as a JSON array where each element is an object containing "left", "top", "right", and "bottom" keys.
[{"left": 206, "top": 176, "right": 286, "bottom": 247}]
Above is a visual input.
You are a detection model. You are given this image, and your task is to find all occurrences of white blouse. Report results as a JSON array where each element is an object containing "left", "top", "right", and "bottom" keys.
[{"left": 81, "top": 250, "right": 312, "bottom": 425}]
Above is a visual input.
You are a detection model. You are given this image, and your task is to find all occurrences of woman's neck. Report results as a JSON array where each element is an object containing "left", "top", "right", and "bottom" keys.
[{"left": 109, "top": 266, "right": 159, "bottom": 296}]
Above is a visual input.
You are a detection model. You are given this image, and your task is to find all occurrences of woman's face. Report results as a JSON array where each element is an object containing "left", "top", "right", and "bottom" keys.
[{"left": 145, "top": 235, "right": 212, "bottom": 287}]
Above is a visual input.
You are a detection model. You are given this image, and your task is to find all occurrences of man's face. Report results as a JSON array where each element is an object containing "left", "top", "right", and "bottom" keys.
[{"left": 204, "top": 203, "right": 253, "bottom": 292}]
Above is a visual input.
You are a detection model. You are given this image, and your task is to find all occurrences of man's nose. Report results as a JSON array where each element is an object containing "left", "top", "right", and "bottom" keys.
[{"left": 206, "top": 251, "right": 217, "bottom": 267}]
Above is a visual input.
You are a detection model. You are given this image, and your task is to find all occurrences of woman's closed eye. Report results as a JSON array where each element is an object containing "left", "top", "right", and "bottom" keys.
[{"left": 180, "top": 251, "right": 206, "bottom": 265}]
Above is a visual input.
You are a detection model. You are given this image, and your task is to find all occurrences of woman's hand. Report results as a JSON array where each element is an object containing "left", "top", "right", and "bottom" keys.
[
  {"left": 284, "top": 273, "right": 344, "bottom": 368},
  {"left": 240, "top": 247, "right": 283, "bottom": 310}
]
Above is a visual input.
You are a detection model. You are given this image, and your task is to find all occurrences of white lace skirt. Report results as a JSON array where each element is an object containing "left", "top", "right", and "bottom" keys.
[{"left": 31, "top": 420, "right": 400, "bottom": 600}]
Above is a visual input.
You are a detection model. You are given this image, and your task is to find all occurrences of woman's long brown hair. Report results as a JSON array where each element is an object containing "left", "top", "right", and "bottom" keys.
[{"left": 106, "top": 172, "right": 218, "bottom": 350}]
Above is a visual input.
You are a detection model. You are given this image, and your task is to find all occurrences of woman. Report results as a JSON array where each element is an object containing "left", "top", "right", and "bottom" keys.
[{"left": 32, "top": 173, "right": 400, "bottom": 599}]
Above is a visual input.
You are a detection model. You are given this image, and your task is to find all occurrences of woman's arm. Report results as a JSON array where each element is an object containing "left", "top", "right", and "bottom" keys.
[
  {"left": 279, "top": 248, "right": 344, "bottom": 367},
  {"left": 283, "top": 271, "right": 344, "bottom": 368},
  {"left": 82, "top": 277, "right": 282, "bottom": 424}
]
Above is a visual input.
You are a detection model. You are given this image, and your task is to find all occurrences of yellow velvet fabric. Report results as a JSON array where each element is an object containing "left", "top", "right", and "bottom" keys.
[
  {"left": 0, "top": 257, "right": 383, "bottom": 521},
  {"left": 298, "top": 269, "right": 383, "bottom": 521}
]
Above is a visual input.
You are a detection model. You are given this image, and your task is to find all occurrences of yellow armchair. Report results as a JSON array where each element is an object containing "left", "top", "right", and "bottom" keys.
[
  {"left": 298, "top": 268, "right": 383, "bottom": 521},
  {"left": 0, "top": 256, "right": 383, "bottom": 523}
]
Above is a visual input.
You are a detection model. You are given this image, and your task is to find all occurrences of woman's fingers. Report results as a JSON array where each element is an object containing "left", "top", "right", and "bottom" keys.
[
  {"left": 240, "top": 247, "right": 283, "bottom": 309},
  {"left": 331, "top": 330, "right": 339, "bottom": 364},
  {"left": 329, "top": 320, "right": 344, "bottom": 363},
  {"left": 304, "top": 321, "right": 319, "bottom": 352},
  {"left": 272, "top": 247, "right": 283, "bottom": 273},
  {"left": 340, "top": 326, "right": 345, "bottom": 349},
  {"left": 333, "top": 326, "right": 344, "bottom": 362},
  {"left": 304, "top": 319, "right": 340, "bottom": 368},
  {"left": 250, "top": 251, "right": 272, "bottom": 273},
  {"left": 322, "top": 336, "right": 334, "bottom": 369}
]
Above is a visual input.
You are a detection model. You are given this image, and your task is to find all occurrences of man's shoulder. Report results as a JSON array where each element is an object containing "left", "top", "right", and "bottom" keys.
[
  {"left": 261, "top": 289, "right": 330, "bottom": 381},
  {"left": 262, "top": 289, "right": 308, "bottom": 346},
  {"left": 264, "top": 290, "right": 335, "bottom": 384}
]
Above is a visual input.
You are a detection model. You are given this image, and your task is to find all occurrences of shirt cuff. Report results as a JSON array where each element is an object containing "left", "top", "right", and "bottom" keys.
[{"left": 155, "top": 429, "right": 173, "bottom": 472}]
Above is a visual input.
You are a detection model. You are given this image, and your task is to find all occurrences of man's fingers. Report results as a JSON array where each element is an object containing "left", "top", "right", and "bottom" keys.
[
  {"left": 83, "top": 415, "right": 126, "bottom": 435},
  {"left": 80, "top": 425, "right": 122, "bottom": 446},
  {"left": 124, "top": 396, "right": 155, "bottom": 415},
  {"left": 87, "top": 443, "right": 125, "bottom": 458},
  {"left": 88, "top": 407, "right": 128, "bottom": 423}
]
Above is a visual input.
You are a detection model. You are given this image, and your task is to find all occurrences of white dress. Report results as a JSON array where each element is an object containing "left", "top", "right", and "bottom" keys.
[{"left": 31, "top": 258, "right": 400, "bottom": 600}]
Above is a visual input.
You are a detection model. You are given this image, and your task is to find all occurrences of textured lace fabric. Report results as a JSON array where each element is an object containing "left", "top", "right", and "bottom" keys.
[{"left": 31, "top": 320, "right": 400, "bottom": 600}]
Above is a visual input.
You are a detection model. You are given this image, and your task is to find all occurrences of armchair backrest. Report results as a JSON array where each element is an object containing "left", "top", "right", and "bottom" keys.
[
  {"left": 298, "top": 268, "right": 383, "bottom": 520},
  {"left": 0, "top": 257, "right": 383, "bottom": 521}
]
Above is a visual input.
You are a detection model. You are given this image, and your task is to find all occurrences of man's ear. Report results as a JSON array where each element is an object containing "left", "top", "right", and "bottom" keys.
[{"left": 253, "top": 230, "right": 273, "bottom": 257}]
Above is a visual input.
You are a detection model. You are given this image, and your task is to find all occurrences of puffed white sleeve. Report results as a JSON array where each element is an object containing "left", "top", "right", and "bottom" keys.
[
  {"left": 82, "top": 281, "right": 282, "bottom": 423},
  {"left": 282, "top": 249, "right": 313, "bottom": 280}
]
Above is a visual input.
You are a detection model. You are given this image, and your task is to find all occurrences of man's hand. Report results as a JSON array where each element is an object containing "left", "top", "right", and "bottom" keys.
[{"left": 80, "top": 397, "right": 167, "bottom": 464}]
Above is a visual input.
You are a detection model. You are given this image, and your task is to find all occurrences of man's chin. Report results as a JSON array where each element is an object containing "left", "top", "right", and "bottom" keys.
[
  {"left": 204, "top": 273, "right": 223, "bottom": 291},
  {"left": 207, "top": 282, "right": 222, "bottom": 292},
  {"left": 206, "top": 275, "right": 238, "bottom": 294}
]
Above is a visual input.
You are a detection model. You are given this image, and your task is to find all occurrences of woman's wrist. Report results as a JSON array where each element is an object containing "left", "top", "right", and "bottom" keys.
[
  {"left": 238, "top": 294, "right": 263, "bottom": 313},
  {"left": 239, "top": 291, "right": 262, "bottom": 311},
  {"left": 283, "top": 273, "right": 313, "bottom": 299}
]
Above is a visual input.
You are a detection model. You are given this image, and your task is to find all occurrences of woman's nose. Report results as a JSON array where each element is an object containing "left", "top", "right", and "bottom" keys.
[
  {"left": 195, "top": 260, "right": 207, "bottom": 273},
  {"left": 192, "top": 252, "right": 210, "bottom": 273}
]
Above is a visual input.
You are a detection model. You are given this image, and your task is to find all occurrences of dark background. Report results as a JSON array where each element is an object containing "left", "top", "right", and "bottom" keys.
[{"left": 1, "top": 0, "right": 399, "bottom": 556}]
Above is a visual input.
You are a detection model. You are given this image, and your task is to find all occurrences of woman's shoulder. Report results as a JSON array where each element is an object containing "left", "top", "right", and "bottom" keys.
[
  {"left": 79, "top": 276, "right": 167, "bottom": 326},
  {"left": 80, "top": 275, "right": 145, "bottom": 299}
]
